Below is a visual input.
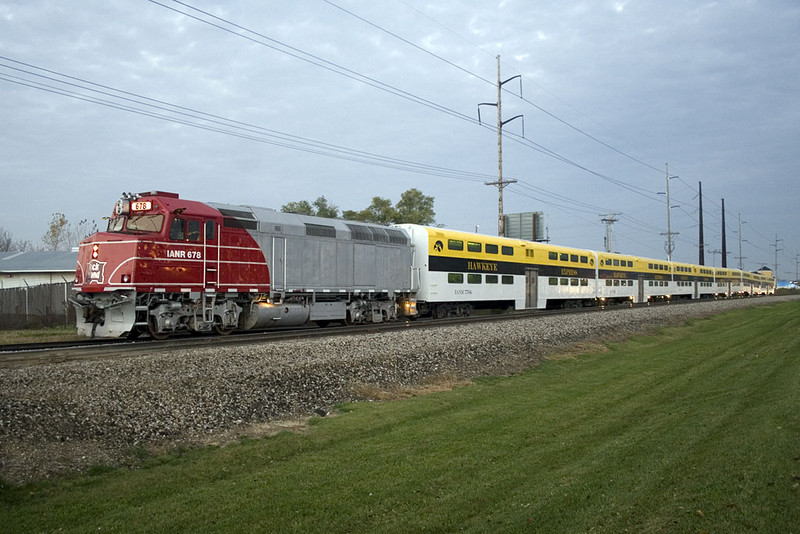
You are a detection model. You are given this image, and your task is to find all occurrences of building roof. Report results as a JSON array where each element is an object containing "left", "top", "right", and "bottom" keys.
[{"left": 0, "top": 251, "right": 78, "bottom": 273}]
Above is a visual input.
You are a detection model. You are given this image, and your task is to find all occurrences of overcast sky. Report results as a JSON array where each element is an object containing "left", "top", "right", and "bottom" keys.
[{"left": 1, "top": 0, "right": 798, "bottom": 279}]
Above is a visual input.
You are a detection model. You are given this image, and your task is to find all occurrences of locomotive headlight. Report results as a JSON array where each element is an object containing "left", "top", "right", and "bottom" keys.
[
  {"left": 122, "top": 274, "right": 131, "bottom": 283},
  {"left": 91, "top": 244, "right": 100, "bottom": 259}
]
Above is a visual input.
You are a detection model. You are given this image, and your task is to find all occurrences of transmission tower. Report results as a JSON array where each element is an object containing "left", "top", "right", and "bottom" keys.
[{"left": 600, "top": 213, "right": 621, "bottom": 253}]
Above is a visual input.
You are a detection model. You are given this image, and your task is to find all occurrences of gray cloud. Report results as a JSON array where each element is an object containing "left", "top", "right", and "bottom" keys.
[{"left": 1, "top": 0, "right": 797, "bottom": 277}]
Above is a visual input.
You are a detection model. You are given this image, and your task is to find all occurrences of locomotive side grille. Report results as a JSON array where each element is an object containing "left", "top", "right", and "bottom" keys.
[
  {"left": 386, "top": 228, "right": 409, "bottom": 245},
  {"left": 346, "top": 224, "right": 409, "bottom": 245},
  {"left": 346, "top": 224, "right": 372, "bottom": 241},
  {"left": 305, "top": 223, "right": 337, "bottom": 238},
  {"left": 218, "top": 208, "right": 256, "bottom": 219},
  {"left": 223, "top": 217, "right": 258, "bottom": 230}
]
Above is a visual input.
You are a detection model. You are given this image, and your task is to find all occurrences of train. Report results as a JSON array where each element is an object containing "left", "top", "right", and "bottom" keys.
[{"left": 70, "top": 191, "right": 775, "bottom": 338}]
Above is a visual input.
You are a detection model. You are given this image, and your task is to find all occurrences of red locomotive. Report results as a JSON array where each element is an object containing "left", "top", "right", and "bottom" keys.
[{"left": 71, "top": 191, "right": 417, "bottom": 338}]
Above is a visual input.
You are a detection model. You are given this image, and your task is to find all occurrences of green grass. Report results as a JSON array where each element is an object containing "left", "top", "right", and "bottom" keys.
[
  {"left": 2, "top": 302, "right": 799, "bottom": 532},
  {"left": 0, "top": 325, "right": 82, "bottom": 344}
]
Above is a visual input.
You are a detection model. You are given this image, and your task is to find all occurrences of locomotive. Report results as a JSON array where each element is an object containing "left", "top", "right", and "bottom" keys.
[
  {"left": 71, "top": 191, "right": 416, "bottom": 338},
  {"left": 71, "top": 191, "right": 775, "bottom": 338}
]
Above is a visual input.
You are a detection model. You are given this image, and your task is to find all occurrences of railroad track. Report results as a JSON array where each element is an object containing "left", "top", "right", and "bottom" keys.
[{"left": 0, "top": 297, "right": 737, "bottom": 368}]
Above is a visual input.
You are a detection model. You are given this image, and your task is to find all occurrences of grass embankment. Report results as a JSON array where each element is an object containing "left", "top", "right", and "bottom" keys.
[
  {"left": 1, "top": 302, "right": 798, "bottom": 532},
  {"left": 0, "top": 326, "right": 82, "bottom": 344}
]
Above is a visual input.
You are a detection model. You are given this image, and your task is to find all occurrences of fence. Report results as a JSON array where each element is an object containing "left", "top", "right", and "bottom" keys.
[{"left": 0, "top": 282, "right": 76, "bottom": 329}]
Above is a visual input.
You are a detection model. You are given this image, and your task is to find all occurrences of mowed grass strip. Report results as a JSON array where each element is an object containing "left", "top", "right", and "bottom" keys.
[{"left": 1, "top": 301, "right": 798, "bottom": 533}]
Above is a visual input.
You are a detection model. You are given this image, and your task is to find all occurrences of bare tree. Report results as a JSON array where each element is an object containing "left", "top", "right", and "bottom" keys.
[
  {"left": 70, "top": 218, "right": 98, "bottom": 248},
  {"left": 0, "top": 227, "right": 35, "bottom": 252},
  {"left": 41, "top": 213, "right": 70, "bottom": 251},
  {"left": 0, "top": 227, "right": 11, "bottom": 252}
]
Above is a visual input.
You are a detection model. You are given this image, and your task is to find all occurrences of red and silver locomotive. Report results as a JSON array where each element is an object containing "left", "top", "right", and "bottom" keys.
[{"left": 71, "top": 191, "right": 418, "bottom": 338}]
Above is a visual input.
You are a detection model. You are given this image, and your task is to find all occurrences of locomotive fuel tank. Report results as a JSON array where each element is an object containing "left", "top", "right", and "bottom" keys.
[{"left": 240, "top": 300, "right": 311, "bottom": 329}]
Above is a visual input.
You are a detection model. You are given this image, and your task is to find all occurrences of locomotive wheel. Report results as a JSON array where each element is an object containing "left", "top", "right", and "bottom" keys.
[
  {"left": 434, "top": 305, "right": 448, "bottom": 320},
  {"left": 148, "top": 317, "right": 169, "bottom": 340},
  {"left": 214, "top": 324, "right": 235, "bottom": 336}
]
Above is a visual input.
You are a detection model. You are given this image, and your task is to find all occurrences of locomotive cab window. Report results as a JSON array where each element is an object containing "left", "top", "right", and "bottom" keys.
[
  {"left": 467, "top": 242, "right": 482, "bottom": 253},
  {"left": 486, "top": 244, "right": 498, "bottom": 254},
  {"left": 501, "top": 246, "right": 514, "bottom": 256},
  {"left": 448, "top": 240, "right": 463, "bottom": 251},
  {"left": 205, "top": 220, "right": 215, "bottom": 240},
  {"left": 124, "top": 214, "right": 164, "bottom": 233},
  {"left": 549, "top": 251, "right": 558, "bottom": 261},
  {"left": 107, "top": 217, "right": 125, "bottom": 232},
  {"left": 448, "top": 273, "right": 464, "bottom": 283},
  {"left": 186, "top": 220, "right": 201, "bottom": 242},
  {"left": 169, "top": 218, "right": 185, "bottom": 240}
]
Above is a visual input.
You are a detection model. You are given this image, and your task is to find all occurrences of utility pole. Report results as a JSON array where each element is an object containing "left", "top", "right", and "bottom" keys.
[
  {"left": 709, "top": 249, "right": 721, "bottom": 267},
  {"left": 478, "top": 55, "right": 523, "bottom": 237},
  {"left": 771, "top": 234, "right": 783, "bottom": 279},
  {"left": 659, "top": 164, "right": 679, "bottom": 261},
  {"left": 735, "top": 213, "right": 746, "bottom": 271},
  {"left": 698, "top": 181, "right": 705, "bottom": 265},
  {"left": 721, "top": 199, "right": 727, "bottom": 268},
  {"left": 600, "top": 213, "right": 620, "bottom": 253}
]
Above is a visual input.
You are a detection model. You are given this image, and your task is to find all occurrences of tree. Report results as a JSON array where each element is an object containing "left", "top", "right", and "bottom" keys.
[
  {"left": 342, "top": 197, "right": 396, "bottom": 224},
  {"left": 395, "top": 188, "right": 435, "bottom": 225},
  {"left": 41, "top": 213, "right": 69, "bottom": 251},
  {"left": 0, "top": 228, "right": 34, "bottom": 252},
  {"left": 312, "top": 197, "right": 339, "bottom": 219},
  {"left": 283, "top": 189, "right": 436, "bottom": 226},
  {"left": 0, "top": 228, "right": 11, "bottom": 252},
  {"left": 281, "top": 200, "right": 314, "bottom": 215},
  {"left": 281, "top": 196, "right": 340, "bottom": 218},
  {"left": 70, "top": 218, "right": 98, "bottom": 247}
]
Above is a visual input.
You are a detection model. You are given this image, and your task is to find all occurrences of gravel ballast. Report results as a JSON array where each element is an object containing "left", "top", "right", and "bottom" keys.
[{"left": 0, "top": 297, "right": 794, "bottom": 483}]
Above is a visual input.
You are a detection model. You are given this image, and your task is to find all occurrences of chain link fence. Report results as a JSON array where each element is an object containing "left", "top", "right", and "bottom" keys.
[{"left": 0, "top": 282, "right": 76, "bottom": 329}]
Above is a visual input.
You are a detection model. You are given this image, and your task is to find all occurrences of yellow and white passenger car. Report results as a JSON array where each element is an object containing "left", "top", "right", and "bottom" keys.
[{"left": 397, "top": 224, "right": 774, "bottom": 317}]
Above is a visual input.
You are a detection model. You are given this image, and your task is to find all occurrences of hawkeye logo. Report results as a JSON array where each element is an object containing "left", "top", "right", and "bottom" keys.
[
  {"left": 87, "top": 259, "right": 106, "bottom": 284},
  {"left": 433, "top": 240, "right": 444, "bottom": 252},
  {"left": 468, "top": 261, "right": 499, "bottom": 272}
]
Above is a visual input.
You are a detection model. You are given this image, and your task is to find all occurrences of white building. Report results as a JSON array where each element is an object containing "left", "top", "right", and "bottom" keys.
[{"left": 0, "top": 251, "right": 78, "bottom": 289}]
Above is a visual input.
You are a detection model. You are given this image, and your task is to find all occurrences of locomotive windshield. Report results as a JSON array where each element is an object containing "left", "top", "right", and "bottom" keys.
[{"left": 107, "top": 214, "right": 165, "bottom": 234}]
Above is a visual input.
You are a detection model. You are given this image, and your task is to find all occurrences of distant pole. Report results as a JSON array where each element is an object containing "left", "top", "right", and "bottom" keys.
[
  {"left": 721, "top": 198, "right": 727, "bottom": 268},
  {"left": 698, "top": 181, "right": 705, "bottom": 265},
  {"left": 736, "top": 213, "right": 745, "bottom": 270},
  {"left": 600, "top": 213, "right": 620, "bottom": 253},
  {"left": 660, "top": 164, "right": 678, "bottom": 261},
  {"left": 478, "top": 55, "right": 522, "bottom": 237},
  {"left": 772, "top": 234, "right": 783, "bottom": 277}
]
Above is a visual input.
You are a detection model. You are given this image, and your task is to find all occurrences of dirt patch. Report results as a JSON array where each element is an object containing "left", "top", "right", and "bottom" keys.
[{"left": 350, "top": 374, "right": 473, "bottom": 401}]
